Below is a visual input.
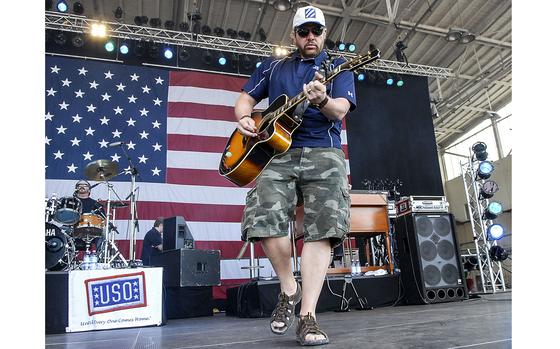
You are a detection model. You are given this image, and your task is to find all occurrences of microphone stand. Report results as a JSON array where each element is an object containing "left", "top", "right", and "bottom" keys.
[{"left": 118, "top": 143, "right": 141, "bottom": 265}]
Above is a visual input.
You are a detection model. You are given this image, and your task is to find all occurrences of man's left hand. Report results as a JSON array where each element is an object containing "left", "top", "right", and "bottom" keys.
[{"left": 303, "top": 72, "right": 327, "bottom": 105}]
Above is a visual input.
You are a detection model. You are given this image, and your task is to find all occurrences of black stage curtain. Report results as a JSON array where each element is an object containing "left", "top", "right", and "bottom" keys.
[{"left": 348, "top": 75, "right": 443, "bottom": 196}]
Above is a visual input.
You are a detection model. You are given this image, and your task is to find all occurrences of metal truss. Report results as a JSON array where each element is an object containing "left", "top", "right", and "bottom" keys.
[
  {"left": 460, "top": 154, "right": 506, "bottom": 293},
  {"left": 45, "top": 11, "right": 453, "bottom": 79}
]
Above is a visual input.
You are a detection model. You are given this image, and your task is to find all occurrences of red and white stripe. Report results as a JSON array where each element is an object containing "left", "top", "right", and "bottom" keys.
[{"left": 45, "top": 70, "right": 351, "bottom": 300}]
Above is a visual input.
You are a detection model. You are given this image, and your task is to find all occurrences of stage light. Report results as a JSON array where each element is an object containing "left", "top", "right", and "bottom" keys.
[
  {"left": 164, "top": 20, "right": 175, "bottom": 30},
  {"left": 54, "top": 31, "right": 67, "bottom": 46},
  {"left": 357, "top": 72, "right": 365, "bottom": 81},
  {"left": 203, "top": 50, "right": 213, "bottom": 65},
  {"left": 56, "top": 1, "right": 68, "bottom": 13},
  {"left": 73, "top": 2, "right": 84, "bottom": 15},
  {"left": 447, "top": 28, "right": 476, "bottom": 44},
  {"left": 256, "top": 61, "right": 262, "bottom": 68},
  {"left": 489, "top": 245, "right": 508, "bottom": 261},
  {"left": 134, "top": 16, "right": 148, "bottom": 26},
  {"left": 104, "top": 40, "right": 115, "bottom": 52},
  {"left": 119, "top": 42, "right": 129, "bottom": 55},
  {"left": 395, "top": 40, "right": 407, "bottom": 63},
  {"left": 347, "top": 43, "right": 356, "bottom": 53},
  {"left": 214, "top": 27, "right": 225, "bottom": 37},
  {"left": 178, "top": 47, "right": 189, "bottom": 61},
  {"left": 179, "top": 22, "right": 189, "bottom": 32},
  {"left": 114, "top": 7, "right": 123, "bottom": 19},
  {"left": 483, "top": 201, "right": 503, "bottom": 220},
  {"left": 226, "top": 28, "right": 238, "bottom": 39},
  {"left": 274, "top": 46, "right": 289, "bottom": 57},
  {"left": 238, "top": 31, "right": 251, "bottom": 40},
  {"left": 163, "top": 47, "right": 173, "bottom": 59},
  {"left": 459, "top": 32, "right": 476, "bottom": 44},
  {"left": 480, "top": 180, "right": 499, "bottom": 199},
  {"left": 336, "top": 41, "right": 346, "bottom": 51},
  {"left": 134, "top": 41, "right": 146, "bottom": 57},
  {"left": 463, "top": 256, "right": 479, "bottom": 271},
  {"left": 472, "top": 141, "right": 488, "bottom": 161},
  {"left": 149, "top": 18, "right": 162, "bottom": 28},
  {"left": 396, "top": 75, "right": 404, "bottom": 87},
  {"left": 258, "top": 28, "right": 267, "bottom": 41},
  {"left": 218, "top": 53, "right": 227, "bottom": 66},
  {"left": 148, "top": 42, "right": 160, "bottom": 58},
  {"left": 71, "top": 33, "right": 85, "bottom": 47},
  {"left": 91, "top": 23, "right": 107, "bottom": 37},
  {"left": 273, "top": 0, "right": 292, "bottom": 11},
  {"left": 477, "top": 161, "right": 494, "bottom": 180},
  {"left": 487, "top": 224, "right": 505, "bottom": 240},
  {"left": 201, "top": 25, "right": 212, "bottom": 35},
  {"left": 386, "top": 75, "right": 394, "bottom": 86},
  {"left": 325, "top": 39, "right": 335, "bottom": 50}
]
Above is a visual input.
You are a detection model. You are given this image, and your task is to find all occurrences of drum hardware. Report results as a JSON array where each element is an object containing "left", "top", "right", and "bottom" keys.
[{"left": 45, "top": 222, "right": 76, "bottom": 271}]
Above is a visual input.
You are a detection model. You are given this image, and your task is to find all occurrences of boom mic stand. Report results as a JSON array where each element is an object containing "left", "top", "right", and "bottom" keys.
[
  {"left": 117, "top": 143, "right": 141, "bottom": 265},
  {"left": 97, "top": 177, "right": 128, "bottom": 267}
]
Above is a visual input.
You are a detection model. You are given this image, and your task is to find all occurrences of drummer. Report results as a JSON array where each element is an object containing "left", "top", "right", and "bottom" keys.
[{"left": 74, "top": 179, "right": 105, "bottom": 251}]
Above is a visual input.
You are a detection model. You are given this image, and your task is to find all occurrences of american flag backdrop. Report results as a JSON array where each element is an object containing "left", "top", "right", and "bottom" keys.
[{"left": 45, "top": 55, "right": 351, "bottom": 299}]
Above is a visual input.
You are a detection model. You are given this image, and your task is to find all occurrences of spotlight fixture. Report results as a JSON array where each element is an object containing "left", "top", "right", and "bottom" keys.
[
  {"left": 347, "top": 43, "right": 356, "bottom": 53},
  {"left": 480, "top": 180, "right": 499, "bottom": 199},
  {"left": 446, "top": 28, "right": 476, "bottom": 44},
  {"left": 386, "top": 74, "right": 394, "bottom": 86},
  {"left": 90, "top": 23, "right": 107, "bottom": 37},
  {"left": 148, "top": 42, "right": 160, "bottom": 58},
  {"left": 476, "top": 161, "right": 494, "bottom": 180},
  {"left": 273, "top": 0, "right": 293, "bottom": 11},
  {"left": 149, "top": 18, "right": 162, "bottom": 28},
  {"left": 336, "top": 41, "right": 346, "bottom": 51},
  {"left": 483, "top": 201, "right": 503, "bottom": 220},
  {"left": 486, "top": 223, "right": 505, "bottom": 240},
  {"left": 395, "top": 40, "right": 407, "bottom": 63},
  {"left": 178, "top": 47, "right": 190, "bottom": 61},
  {"left": 114, "top": 6, "right": 123, "bottom": 19},
  {"left": 472, "top": 142, "right": 488, "bottom": 161},
  {"left": 256, "top": 61, "right": 262, "bottom": 68},
  {"left": 430, "top": 100, "right": 439, "bottom": 118},
  {"left": 201, "top": 25, "right": 212, "bottom": 35},
  {"left": 54, "top": 31, "right": 67, "bottom": 46},
  {"left": 119, "top": 42, "right": 129, "bottom": 55},
  {"left": 238, "top": 31, "right": 251, "bottom": 40},
  {"left": 163, "top": 47, "right": 174, "bottom": 59},
  {"left": 356, "top": 71, "right": 365, "bottom": 81},
  {"left": 56, "top": 0, "right": 68, "bottom": 13},
  {"left": 164, "top": 20, "right": 175, "bottom": 30},
  {"left": 273, "top": 46, "right": 289, "bottom": 57},
  {"left": 226, "top": 28, "right": 238, "bottom": 39},
  {"left": 104, "top": 40, "right": 115, "bottom": 52},
  {"left": 325, "top": 39, "right": 335, "bottom": 50},
  {"left": 134, "top": 16, "right": 148, "bottom": 26},
  {"left": 203, "top": 50, "right": 213, "bottom": 65},
  {"left": 71, "top": 33, "right": 85, "bottom": 47},
  {"left": 258, "top": 28, "right": 267, "bottom": 41},
  {"left": 179, "top": 22, "right": 189, "bottom": 32},
  {"left": 489, "top": 245, "right": 509, "bottom": 261},
  {"left": 463, "top": 256, "right": 479, "bottom": 271},
  {"left": 73, "top": 2, "right": 84, "bottom": 15},
  {"left": 218, "top": 52, "right": 227, "bottom": 66},
  {"left": 214, "top": 27, "right": 225, "bottom": 37},
  {"left": 134, "top": 41, "right": 147, "bottom": 57},
  {"left": 396, "top": 75, "right": 404, "bottom": 87}
]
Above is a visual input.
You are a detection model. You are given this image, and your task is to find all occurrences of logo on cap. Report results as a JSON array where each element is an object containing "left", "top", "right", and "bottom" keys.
[{"left": 305, "top": 8, "right": 316, "bottom": 18}]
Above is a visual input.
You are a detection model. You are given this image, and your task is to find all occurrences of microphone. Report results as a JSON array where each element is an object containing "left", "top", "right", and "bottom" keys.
[
  {"left": 109, "top": 141, "right": 125, "bottom": 147},
  {"left": 90, "top": 182, "right": 102, "bottom": 190}
]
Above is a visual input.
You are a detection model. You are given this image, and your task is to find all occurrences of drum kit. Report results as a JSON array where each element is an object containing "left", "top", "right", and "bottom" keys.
[{"left": 45, "top": 159, "right": 139, "bottom": 271}]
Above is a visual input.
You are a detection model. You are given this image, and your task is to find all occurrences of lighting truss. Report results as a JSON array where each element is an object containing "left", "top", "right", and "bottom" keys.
[
  {"left": 45, "top": 11, "right": 453, "bottom": 79},
  {"left": 460, "top": 152, "right": 507, "bottom": 294}
]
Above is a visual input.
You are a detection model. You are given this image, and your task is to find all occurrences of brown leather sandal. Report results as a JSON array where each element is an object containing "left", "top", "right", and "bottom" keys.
[
  {"left": 296, "top": 313, "right": 330, "bottom": 346},
  {"left": 270, "top": 282, "right": 302, "bottom": 335}
]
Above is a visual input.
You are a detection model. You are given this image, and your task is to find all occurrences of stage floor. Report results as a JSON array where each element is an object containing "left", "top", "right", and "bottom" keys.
[{"left": 45, "top": 292, "right": 511, "bottom": 349}]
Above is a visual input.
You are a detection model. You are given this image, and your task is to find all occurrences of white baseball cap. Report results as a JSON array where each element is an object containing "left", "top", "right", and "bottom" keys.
[{"left": 293, "top": 6, "right": 326, "bottom": 28}]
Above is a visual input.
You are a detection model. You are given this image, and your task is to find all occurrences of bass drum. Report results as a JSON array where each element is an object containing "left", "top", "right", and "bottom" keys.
[{"left": 45, "top": 222, "right": 76, "bottom": 271}]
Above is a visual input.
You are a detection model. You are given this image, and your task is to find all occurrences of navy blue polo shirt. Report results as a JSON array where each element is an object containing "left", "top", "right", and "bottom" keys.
[{"left": 242, "top": 50, "right": 356, "bottom": 149}]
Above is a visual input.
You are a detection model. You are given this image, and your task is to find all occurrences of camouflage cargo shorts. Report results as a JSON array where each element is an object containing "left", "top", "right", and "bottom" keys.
[{"left": 241, "top": 147, "right": 350, "bottom": 248}]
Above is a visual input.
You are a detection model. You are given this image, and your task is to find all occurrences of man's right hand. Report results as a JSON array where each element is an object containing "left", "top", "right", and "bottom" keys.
[{"left": 237, "top": 115, "right": 258, "bottom": 137}]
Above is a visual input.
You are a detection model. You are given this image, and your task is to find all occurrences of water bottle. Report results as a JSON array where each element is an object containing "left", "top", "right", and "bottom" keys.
[
  {"left": 351, "top": 260, "right": 357, "bottom": 275},
  {"left": 83, "top": 251, "right": 91, "bottom": 270},
  {"left": 91, "top": 252, "right": 98, "bottom": 270}
]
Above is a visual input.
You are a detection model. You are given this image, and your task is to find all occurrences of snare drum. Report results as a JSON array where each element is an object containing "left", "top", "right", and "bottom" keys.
[
  {"left": 74, "top": 213, "right": 105, "bottom": 238},
  {"left": 54, "top": 197, "right": 82, "bottom": 225}
]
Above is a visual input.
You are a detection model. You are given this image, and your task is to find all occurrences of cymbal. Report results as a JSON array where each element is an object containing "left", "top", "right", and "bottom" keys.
[{"left": 85, "top": 159, "right": 118, "bottom": 181}]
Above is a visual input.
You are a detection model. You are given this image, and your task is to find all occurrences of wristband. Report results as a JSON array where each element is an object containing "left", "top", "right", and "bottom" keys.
[{"left": 313, "top": 96, "right": 329, "bottom": 109}]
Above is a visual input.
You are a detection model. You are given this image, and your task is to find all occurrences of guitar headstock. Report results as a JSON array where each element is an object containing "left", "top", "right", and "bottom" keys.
[{"left": 339, "top": 49, "right": 381, "bottom": 72}]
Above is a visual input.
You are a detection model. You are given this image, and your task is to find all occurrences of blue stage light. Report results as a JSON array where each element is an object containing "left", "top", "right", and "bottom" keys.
[
  {"left": 119, "top": 43, "right": 129, "bottom": 54},
  {"left": 104, "top": 40, "right": 115, "bottom": 52},
  {"left": 396, "top": 77, "right": 404, "bottom": 87},
  {"left": 357, "top": 72, "right": 365, "bottom": 81},
  {"left": 347, "top": 43, "right": 356, "bottom": 52},
  {"left": 337, "top": 42, "right": 346, "bottom": 51},
  {"left": 484, "top": 201, "right": 503, "bottom": 220},
  {"left": 218, "top": 56, "right": 227, "bottom": 66},
  {"left": 477, "top": 161, "right": 494, "bottom": 179},
  {"left": 386, "top": 77, "right": 394, "bottom": 85},
  {"left": 487, "top": 224, "right": 505, "bottom": 240},
  {"left": 256, "top": 61, "right": 262, "bottom": 68},
  {"left": 57, "top": 0, "right": 68, "bottom": 12},
  {"left": 164, "top": 47, "right": 173, "bottom": 59}
]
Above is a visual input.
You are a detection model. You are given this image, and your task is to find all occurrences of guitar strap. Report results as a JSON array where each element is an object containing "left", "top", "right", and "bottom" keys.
[{"left": 293, "top": 51, "right": 334, "bottom": 121}]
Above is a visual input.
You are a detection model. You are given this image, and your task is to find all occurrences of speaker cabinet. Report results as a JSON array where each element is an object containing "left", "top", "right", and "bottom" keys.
[
  {"left": 395, "top": 213, "right": 467, "bottom": 304},
  {"left": 151, "top": 248, "right": 221, "bottom": 287},
  {"left": 163, "top": 216, "right": 195, "bottom": 251}
]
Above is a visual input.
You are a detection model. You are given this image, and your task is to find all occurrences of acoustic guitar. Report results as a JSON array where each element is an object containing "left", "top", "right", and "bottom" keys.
[{"left": 218, "top": 49, "right": 381, "bottom": 187}]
